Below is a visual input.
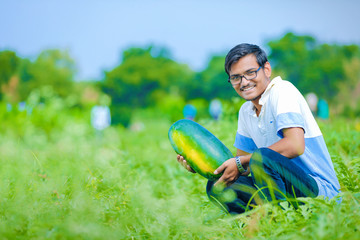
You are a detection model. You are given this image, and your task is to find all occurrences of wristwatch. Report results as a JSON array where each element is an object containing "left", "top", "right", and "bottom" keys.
[{"left": 235, "top": 156, "right": 247, "bottom": 174}]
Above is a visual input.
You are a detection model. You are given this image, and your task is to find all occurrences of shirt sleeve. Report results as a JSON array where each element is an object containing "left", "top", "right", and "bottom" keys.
[
  {"left": 270, "top": 82, "right": 306, "bottom": 138},
  {"left": 234, "top": 106, "right": 258, "bottom": 153}
]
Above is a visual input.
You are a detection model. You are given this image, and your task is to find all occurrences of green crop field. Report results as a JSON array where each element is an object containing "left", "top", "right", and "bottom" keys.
[{"left": 0, "top": 101, "right": 359, "bottom": 240}]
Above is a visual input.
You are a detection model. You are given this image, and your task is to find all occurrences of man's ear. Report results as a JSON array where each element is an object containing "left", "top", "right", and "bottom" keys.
[{"left": 264, "top": 61, "right": 272, "bottom": 78}]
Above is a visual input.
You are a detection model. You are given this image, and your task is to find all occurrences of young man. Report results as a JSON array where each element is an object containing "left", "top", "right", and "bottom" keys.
[{"left": 177, "top": 43, "right": 340, "bottom": 214}]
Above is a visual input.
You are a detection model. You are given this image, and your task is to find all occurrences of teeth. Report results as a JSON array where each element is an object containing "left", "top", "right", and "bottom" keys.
[{"left": 242, "top": 85, "right": 255, "bottom": 91}]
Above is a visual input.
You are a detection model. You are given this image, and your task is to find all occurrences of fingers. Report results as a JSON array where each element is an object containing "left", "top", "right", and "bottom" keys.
[
  {"left": 177, "top": 154, "right": 195, "bottom": 173},
  {"left": 177, "top": 155, "right": 185, "bottom": 167},
  {"left": 214, "top": 162, "right": 226, "bottom": 175},
  {"left": 214, "top": 158, "right": 239, "bottom": 186},
  {"left": 186, "top": 164, "right": 196, "bottom": 173},
  {"left": 213, "top": 161, "right": 227, "bottom": 186},
  {"left": 177, "top": 155, "right": 186, "bottom": 168}
]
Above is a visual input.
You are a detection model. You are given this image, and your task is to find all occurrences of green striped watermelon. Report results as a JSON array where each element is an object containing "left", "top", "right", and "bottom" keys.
[{"left": 168, "top": 119, "right": 234, "bottom": 180}]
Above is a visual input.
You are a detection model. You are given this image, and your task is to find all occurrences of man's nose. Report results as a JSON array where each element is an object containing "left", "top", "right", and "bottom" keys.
[{"left": 241, "top": 77, "right": 251, "bottom": 86}]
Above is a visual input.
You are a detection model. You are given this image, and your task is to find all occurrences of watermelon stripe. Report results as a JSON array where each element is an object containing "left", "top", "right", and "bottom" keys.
[
  {"left": 168, "top": 119, "right": 233, "bottom": 180},
  {"left": 173, "top": 135, "right": 215, "bottom": 174}
]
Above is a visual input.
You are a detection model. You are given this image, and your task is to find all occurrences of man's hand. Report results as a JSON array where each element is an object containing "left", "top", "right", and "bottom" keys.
[
  {"left": 214, "top": 158, "right": 241, "bottom": 186},
  {"left": 177, "top": 155, "right": 196, "bottom": 173}
]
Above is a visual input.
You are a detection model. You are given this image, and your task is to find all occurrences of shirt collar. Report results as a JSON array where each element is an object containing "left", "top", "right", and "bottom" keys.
[
  {"left": 258, "top": 76, "right": 282, "bottom": 106},
  {"left": 245, "top": 76, "right": 283, "bottom": 116}
]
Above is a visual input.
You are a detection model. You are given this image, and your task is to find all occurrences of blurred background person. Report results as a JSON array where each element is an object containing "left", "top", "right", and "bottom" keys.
[
  {"left": 305, "top": 92, "right": 318, "bottom": 117},
  {"left": 209, "top": 99, "right": 222, "bottom": 121},
  {"left": 91, "top": 95, "right": 111, "bottom": 138},
  {"left": 317, "top": 99, "right": 329, "bottom": 120},
  {"left": 183, "top": 103, "right": 197, "bottom": 120}
]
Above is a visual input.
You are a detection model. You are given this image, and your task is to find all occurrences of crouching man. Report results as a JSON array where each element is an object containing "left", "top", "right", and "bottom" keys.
[{"left": 177, "top": 43, "right": 340, "bottom": 214}]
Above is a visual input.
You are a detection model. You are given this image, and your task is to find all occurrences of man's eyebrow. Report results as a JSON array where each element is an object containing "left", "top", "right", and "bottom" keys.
[
  {"left": 244, "top": 67, "right": 258, "bottom": 72},
  {"left": 231, "top": 67, "right": 257, "bottom": 76}
]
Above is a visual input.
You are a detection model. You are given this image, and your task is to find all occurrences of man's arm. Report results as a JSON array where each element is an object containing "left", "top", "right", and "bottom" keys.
[
  {"left": 268, "top": 127, "right": 305, "bottom": 158},
  {"left": 214, "top": 127, "right": 305, "bottom": 186}
]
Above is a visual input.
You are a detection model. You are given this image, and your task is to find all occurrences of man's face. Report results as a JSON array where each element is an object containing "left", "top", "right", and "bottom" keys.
[{"left": 229, "top": 54, "right": 271, "bottom": 103}]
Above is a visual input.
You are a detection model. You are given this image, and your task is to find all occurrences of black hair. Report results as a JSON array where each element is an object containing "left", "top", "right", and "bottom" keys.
[{"left": 224, "top": 43, "right": 268, "bottom": 77}]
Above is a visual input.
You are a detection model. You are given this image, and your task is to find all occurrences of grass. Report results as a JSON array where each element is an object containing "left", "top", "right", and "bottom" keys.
[{"left": 0, "top": 103, "right": 359, "bottom": 239}]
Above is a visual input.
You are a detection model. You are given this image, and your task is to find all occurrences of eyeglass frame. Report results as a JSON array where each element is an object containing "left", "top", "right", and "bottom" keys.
[{"left": 227, "top": 66, "right": 262, "bottom": 86}]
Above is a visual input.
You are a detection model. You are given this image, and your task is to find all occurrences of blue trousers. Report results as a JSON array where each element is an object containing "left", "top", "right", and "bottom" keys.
[{"left": 206, "top": 148, "right": 319, "bottom": 214}]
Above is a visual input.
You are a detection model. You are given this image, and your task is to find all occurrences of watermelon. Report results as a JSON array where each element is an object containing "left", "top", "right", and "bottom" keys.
[{"left": 168, "top": 119, "right": 234, "bottom": 180}]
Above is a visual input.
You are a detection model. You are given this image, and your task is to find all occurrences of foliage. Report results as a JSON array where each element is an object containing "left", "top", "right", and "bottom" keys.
[
  {"left": 335, "top": 57, "right": 360, "bottom": 116},
  {"left": 0, "top": 49, "right": 77, "bottom": 103},
  {"left": 0, "top": 99, "right": 359, "bottom": 239},
  {"left": 0, "top": 50, "right": 21, "bottom": 101},
  {"left": 268, "top": 32, "right": 316, "bottom": 87},
  {"left": 18, "top": 49, "right": 76, "bottom": 100},
  {"left": 190, "top": 55, "right": 237, "bottom": 101},
  {"left": 153, "top": 90, "right": 186, "bottom": 123},
  {"left": 103, "top": 47, "right": 192, "bottom": 107},
  {"left": 268, "top": 32, "right": 360, "bottom": 106},
  {"left": 2, "top": 32, "right": 360, "bottom": 123},
  {"left": 1, "top": 31, "right": 360, "bottom": 239},
  {"left": 101, "top": 46, "right": 194, "bottom": 125}
]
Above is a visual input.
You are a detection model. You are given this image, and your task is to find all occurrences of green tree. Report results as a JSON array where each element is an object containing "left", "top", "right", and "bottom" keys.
[
  {"left": 18, "top": 49, "right": 76, "bottom": 100},
  {"left": 102, "top": 45, "right": 194, "bottom": 126},
  {"left": 0, "top": 50, "right": 21, "bottom": 101},
  {"left": 194, "top": 55, "right": 237, "bottom": 101},
  {"left": 336, "top": 56, "right": 360, "bottom": 116},
  {"left": 267, "top": 32, "right": 316, "bottom": 88},
  {"left": 301, "top": 44, "right": 359, "bottom": 100},
  {"left": 267, "top": 32, "right": 360, "bottom": 103}
]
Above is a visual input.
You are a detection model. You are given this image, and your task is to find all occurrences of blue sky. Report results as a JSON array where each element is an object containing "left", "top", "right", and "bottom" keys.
[{"left": 1, "top": 0, "right": 360, "bottom": 80}]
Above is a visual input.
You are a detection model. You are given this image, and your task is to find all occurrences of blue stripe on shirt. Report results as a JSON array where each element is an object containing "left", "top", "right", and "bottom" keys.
[
  {"left": 276, "top": 112, "right": 305, "bottom": 138},
  {"left": 302, "top": 136, "right": 340, "bottom": 199},
  {"left": 286, "top": 135, "right": 340, "bottom": 199},
  {"left": 234, "top": 132, "right": 257, "bottom": 153}
]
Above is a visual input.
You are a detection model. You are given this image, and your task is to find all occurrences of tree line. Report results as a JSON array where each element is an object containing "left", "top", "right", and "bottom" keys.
[{"left": 1, "top": 32, "right": 359, "bottom": 126}]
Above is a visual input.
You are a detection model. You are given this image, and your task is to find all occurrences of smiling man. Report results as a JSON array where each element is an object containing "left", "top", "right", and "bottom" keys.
[{"left": 177, "top": 43, "right": 340, "bottom": 214}]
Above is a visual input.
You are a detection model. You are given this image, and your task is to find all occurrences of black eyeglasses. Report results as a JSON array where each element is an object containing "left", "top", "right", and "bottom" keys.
[{"left": 228, "top": 66, "right": 262, "bottom": 86}]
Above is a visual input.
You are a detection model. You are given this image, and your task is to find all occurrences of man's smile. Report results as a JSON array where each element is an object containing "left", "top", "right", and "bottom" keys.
[{"left": 241, "top": 84, "right": 256, "bottom": 92}]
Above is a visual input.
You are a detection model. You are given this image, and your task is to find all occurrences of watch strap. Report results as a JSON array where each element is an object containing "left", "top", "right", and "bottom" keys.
[{"left": 235, "top": 156, "right": 246, "bottom": 174}]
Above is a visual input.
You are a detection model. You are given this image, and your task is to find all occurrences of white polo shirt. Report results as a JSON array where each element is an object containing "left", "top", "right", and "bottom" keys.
[{"left": 234, "top": 76, "right": 340, "bottom": 199}]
